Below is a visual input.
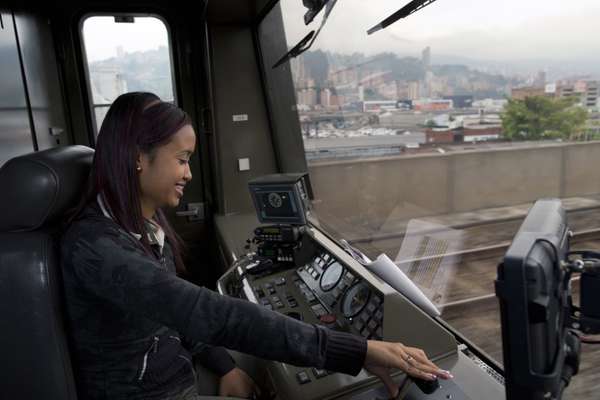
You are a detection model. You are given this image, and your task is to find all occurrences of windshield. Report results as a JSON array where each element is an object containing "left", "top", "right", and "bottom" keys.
[{"left": 259, "top": 2, "right": 600, "bottom": 394}]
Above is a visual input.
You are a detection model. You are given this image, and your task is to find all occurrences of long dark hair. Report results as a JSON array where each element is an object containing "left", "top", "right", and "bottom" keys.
[{"left": 71, "top": 92, "right": 191, "bottom": 274}]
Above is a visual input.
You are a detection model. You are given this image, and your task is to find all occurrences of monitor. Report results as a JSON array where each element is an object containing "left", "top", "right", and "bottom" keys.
[
  {"left": 496, "top": 198, "right": 571, "bottom": 400},
  {"left": 248, "top": 173, "right": 312, "bottom": 225}
]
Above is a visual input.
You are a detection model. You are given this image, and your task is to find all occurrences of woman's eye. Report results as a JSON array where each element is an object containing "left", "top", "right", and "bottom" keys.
[{"left": 178, "top": 159, "right": 188, "bottom": 165}]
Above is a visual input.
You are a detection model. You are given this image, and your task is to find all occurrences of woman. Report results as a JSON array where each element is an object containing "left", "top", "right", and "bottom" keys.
[{"left": 61, "top": 92, "right": 452, "bottom": 400}]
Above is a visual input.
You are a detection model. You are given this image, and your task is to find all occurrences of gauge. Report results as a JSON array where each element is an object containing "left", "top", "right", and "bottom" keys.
[
  {"left": 341, "top": 282, "right": 371, "bottom": 318},
  {"left": 268, "top": 192, "right": 283, "bottom": 208},
  {"left": 320, "top": 261, "right": 344, "bottom": 291}
]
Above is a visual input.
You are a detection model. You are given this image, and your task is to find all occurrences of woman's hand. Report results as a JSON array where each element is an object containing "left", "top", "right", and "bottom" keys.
[
  {"left": 364, "top": 340, "right": 453, "bottom": 398},
  {"left": 218, "top": 367, "right": 260, "bottom": 399}
]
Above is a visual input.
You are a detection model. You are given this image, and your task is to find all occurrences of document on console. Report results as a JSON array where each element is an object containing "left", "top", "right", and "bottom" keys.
[{"left": 362, "top": 253, "right": 441, "bottom": 318}]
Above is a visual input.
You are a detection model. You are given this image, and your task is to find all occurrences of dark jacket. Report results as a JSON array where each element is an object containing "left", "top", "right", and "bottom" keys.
[{"left": 60, "top": 203, "right": 367, "bottom": 399}]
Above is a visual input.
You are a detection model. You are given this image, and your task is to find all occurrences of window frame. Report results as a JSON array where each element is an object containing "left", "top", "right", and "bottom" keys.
[{"left": 78, "top": 12, "right": 179, "bottom": 136}]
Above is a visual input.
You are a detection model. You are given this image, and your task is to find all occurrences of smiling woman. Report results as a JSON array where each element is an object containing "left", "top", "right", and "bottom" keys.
[{"left": 69, "top": 92, "right": 190, "bottom": 273}]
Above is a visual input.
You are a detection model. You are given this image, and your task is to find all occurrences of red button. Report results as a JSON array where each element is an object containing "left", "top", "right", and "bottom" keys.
[{"left": 319, "top": 314, "right": 337, "bottom": 324}]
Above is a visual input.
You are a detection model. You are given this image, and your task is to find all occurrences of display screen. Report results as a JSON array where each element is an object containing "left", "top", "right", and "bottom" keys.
[
  {"left": 259, "top": 191, "right": 297, "bottom": 218},
  {"left": 262, "top": 227, "right": 280, "bottom": 234}
]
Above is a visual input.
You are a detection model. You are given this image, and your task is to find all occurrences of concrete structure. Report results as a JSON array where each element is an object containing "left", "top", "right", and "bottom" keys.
[{"left": 308, "top": 141, "right": 600, "bottom": 236}]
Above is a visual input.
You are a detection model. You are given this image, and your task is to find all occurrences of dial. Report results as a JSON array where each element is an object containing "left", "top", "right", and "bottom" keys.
[
  {"left": 341, "top": 282, "right": 371, "bottom": 318},
  {"left": 268, "top": 192, "right": 283, "bottom": 208},
  {"left": 320, "top": 261, "right": 344, "bottom": 292}
]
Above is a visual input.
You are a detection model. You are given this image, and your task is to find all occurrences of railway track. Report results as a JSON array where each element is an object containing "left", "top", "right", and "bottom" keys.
[{"left": 344, "top": 209, "right": 600, "bottom": 400}]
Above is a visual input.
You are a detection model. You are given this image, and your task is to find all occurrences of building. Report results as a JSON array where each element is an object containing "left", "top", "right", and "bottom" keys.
[
  {"left": 89, "top": 65, "right": 128, "bottom": 103},
  {"left": 363, "top": 100, "right": 398, "bottom": 113},
  {"left": 413, "top": 99, "right": 453, "bottom": 112},
  {"left": 408, "top": 81, "right": 420, "bottom": 100},
  {"left": 424, "top": 128, "right": 455, "bottom": 144},
  {"left": 510, "top": 86, "right": 545, "bottom": 100},
  {"left": 463, "top": 125, "right": 502, "bottom": 142},
  {"left": 443, "top": 95, "right": 473, "bottom": 109}
]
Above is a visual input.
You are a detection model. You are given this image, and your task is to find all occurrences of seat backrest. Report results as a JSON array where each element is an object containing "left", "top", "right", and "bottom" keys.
[{"left": 0, "top": 145, "right": 94, "bottom": 400}]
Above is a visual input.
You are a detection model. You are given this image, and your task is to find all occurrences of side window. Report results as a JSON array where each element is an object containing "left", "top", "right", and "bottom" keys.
[{"left": 81, "top": 15, "right": 176, "bottom": 135}]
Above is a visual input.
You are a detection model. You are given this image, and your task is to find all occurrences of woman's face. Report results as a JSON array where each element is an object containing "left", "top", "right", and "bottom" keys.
[{"left": 137, "top": 124, "right": 196, "bottom": 218}]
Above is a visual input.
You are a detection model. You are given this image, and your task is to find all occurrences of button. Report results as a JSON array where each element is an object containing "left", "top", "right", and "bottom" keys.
[
  {"left": 319, "top": 314, "right": 337, "bottom": 324},
  {"left": 368, "top": 320, "right": 378, "bottom": 331},
  {"left": 366, "top": 303, "right": 377, "bottom": 314},
  {"left": 296, "top": 371, "right": 311, "bottom": 385},
  {"left": 312, "top": 271, "right": 320, "bottom": 279},
  {"left": 275, "top": 301, "right": 285, "bottom": 309},
  {"left": 312, "top": 368, "right": 328, "bottom": 379},
  {"left": 346, "top": 272, "right": 354, "bottom": 280},
  {"left": 359, "top": 313, "right": 370, "bottom": 325},
  {"left": 308, "top": 267, "right": 315, "bottom": 274}
]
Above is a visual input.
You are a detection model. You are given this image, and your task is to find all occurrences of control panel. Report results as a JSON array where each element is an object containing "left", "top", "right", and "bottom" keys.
[{"left": 217, "top": 227, "right": 505, "bottom": 400}]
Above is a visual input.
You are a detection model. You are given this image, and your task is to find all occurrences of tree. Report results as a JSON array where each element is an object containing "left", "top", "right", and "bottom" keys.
[{"left": 501, "top": 96, "right": 588, "bottom": 141}]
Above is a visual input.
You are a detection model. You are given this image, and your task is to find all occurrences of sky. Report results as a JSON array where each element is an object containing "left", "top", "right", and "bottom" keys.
[
  {"left": 280, "top": 0, "right": 600, "bottom": 65},
  {"left": 80, "top": 1, "right": 600, "bottom": 75},
  {"left": 82, "top": 16, "right": 169, "bottom": 62}
]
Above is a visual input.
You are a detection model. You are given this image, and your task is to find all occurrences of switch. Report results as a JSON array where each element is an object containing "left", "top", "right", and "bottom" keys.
[
  {"left": 238, "top": 158, "right": 250, "bottom": 171},
  {"left": 296, "top": 371, "right": 311, "bottom": 385}
]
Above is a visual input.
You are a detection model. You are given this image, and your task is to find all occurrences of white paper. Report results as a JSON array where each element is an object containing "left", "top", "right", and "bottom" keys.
[
  {"left": 364, "top": 254, "right": 441, "bottom": 317},
  {"left": 340, "top": 240, "right": 440, "bottom": 317}
]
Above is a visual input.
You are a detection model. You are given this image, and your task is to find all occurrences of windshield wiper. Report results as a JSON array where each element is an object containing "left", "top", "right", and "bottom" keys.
[
  {"left": 272, "top": 0, "right": 338, "bottom": 68},
  {"left": 272, "top": 31, "right": 315, "bottom": 68},
  {"left": 367, "top": 0, "right": 440, "bottom": 35}
]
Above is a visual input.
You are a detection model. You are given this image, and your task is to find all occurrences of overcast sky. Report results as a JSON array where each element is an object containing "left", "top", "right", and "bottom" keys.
[
  {"left": 81, "top": 1, "right": 600, "bottom": 71},
  {"left": 281, "top": 0, "right": 600, "bottom": 64},
  {"left": 83, "top": 16, "right": 169, "bottom": 62}
]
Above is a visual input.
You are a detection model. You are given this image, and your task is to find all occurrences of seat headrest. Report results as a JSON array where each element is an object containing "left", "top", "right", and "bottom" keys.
[{"left": 0, "top": 146, "right": 94, "bottom": 232}]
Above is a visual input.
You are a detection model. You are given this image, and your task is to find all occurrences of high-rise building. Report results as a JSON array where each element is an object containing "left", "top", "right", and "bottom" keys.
[
  {"left": 422, "top": 47, "right": 432, "bottom": 98},
  {"left": 408, "top": 81, "right": 420, "bottom": 100},
  {"left": 533, "top": 70, "right": 546, "bottom": 87},
  {"left": 422, "top": 46, "right": 431, "bottom": 70}
]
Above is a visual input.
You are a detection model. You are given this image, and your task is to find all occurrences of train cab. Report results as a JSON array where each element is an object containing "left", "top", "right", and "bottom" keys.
[{"left": 1, "top": 1, "right": 599, "bottom": 399}]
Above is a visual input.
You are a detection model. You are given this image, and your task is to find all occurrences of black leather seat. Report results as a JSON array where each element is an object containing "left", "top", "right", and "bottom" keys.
[{"left": 0, "top": 145, "right": 94, "bottom": 400}]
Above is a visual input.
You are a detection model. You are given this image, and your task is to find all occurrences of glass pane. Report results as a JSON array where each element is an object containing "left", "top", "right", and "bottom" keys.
[
  {"left": 260, "top": 1, "right": 600, "bottom": 391},
  {"left": 82, "top": 16, "right": 175, "bottom": 133}
]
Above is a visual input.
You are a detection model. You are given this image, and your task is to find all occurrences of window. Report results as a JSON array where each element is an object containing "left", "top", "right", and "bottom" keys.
[
  {"left": 259, "top": 2, "right": 600, "bottom": 394},
  {"left": 81, "top": 15, "right": 176, "bottom": 134}
]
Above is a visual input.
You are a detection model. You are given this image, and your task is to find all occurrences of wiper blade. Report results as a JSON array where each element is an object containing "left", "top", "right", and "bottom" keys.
[
  {"left": 367, "top": 0, "right": 440, "bottom": 35},
  {"left": 272, "top": 0, "right": 338, "bottom": 68},
  {"left": 272, "top": 31, "right": 315, "bottom": 68}
]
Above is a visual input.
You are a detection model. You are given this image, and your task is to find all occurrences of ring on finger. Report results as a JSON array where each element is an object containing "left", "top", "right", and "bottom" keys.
[{"left": 405, "top": 355, "right": 414, "bottom": 363}]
